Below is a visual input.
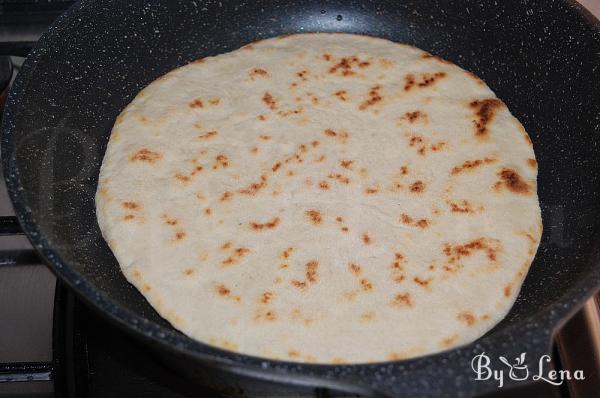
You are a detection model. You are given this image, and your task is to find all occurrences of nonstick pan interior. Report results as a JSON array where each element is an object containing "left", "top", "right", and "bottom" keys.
[{"left": 2, "top": 0, "right": 600, "bottom": 396}]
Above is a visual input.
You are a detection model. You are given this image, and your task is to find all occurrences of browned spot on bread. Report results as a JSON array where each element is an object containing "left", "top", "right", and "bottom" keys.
[
  {"left": 328, "top": 173, "right": 351, "bottom": 184},
  {"left": 142, "top": 283, "right": 152, "bottom": 292},
  {"left": 189, "top": 99, "right": 204, "bottom": 108},
  {"left": 334, "top": 90, "right": 349, "bottom": 101},
  {"left": 260, "top": 291, "right": 273, "bottom": 304},
  {"left": 259, "top": 134, "right": 271, "bottom": 141},
  {"left": 400, "top": 166, "right": 409, "bottom": 175},
  {"left": 361, "top": 311, "right": 376, "bottom": 321},
  {"left": 451, "top": 157, "right": 496, "bottom": 175},
  {"left": 404, "top": 72, "right": 446, "bottom": 91},
  {"left": 183, "top": 268, "right": 195, "bottom": 277},
  {"left": 409, "top": 135, "right": 423, "bottom": 147},
  {"left": 391, "top": 292, "right": 413, "bottom": 307},
  {"left": 360, "top": 278, "right": 374, "bottom": 291},
  {"left": 504, "top": 285, "right": 512, "bottom": 297},
  {"left": 262, "top": 91, "right": 277, "bottom": 111},
  {"left": 250, "top": 217, "right": 280, "bottom": 231},
  {"left": 421, "top": 52, "right": 451, "bottom": 64},
  {"left": 391, "top": 253, "right": 405, "bottom": 271},
  {"left": 217, "top": 284, "right": 230, "bottom": 296},
  {"left": 190, "top": 165, "right": 203, "bottom": 176},
  {"left": 208, "top": 98, "right": 220, "bottom": 106},
  {"left": 213, "top": 154, "right": 230, "bottom": 169},
  {"left": 277, "top": 108, "right": 304, "bottom": 117},
  {"left": 448, "top": 200, "right": 475, "bottom": 213},
  {"left": 215, "top": 284, "right": 241, "bottom": 302},
  {"left": 524, "top": 233, "right": 537, "bottom": 245},
  {"left": 415, "top": 219, "right": 429, "bottom": 228},
  {"left": 198, "top": 130, "right": 218, "bottom": 139},
  {"left": 272, "top": 162, "right": 282, "bottom": 172},
  {"left": 130, "top": 148, "right": 162, "bottom": 163},
  {"left": 122, "top": 201, "right": 141, "bottom": 210},
  {"left": 221, "top": 242, "right": 232, "bottom": 250},
  {"left": 409, "top": 180, "right": 425, "bottom": 193},
  {"left": 430, "top": 142, "right": 446, "bottom": 152},
  {"left": 341, "top": 227, "right": 349, "bottom": 233},
  {"left": 254, "top": 308, "right": 277, "bottom": 322},
  {"left": 164, "top": 217, "right": 178, "bottom": 226},
  {"left": 390, "top": 182, "right": 403, "bottom": 193},
  {"left": 305, "top": 209, "right": 323, "bottom": 225},
  {"left": 349, "top": 263, "right": 362, "bottom": 275},
  {"left": 249, "top": 67, "right": 268, "bottom": 79},
  {"left": 328, "top": 55, "right": 370, "bottom": 76},
  {"left": 413, "top": 276, "right": 431, "bottom": 287},
  {"left": 123, "top": 214, "right": 135, "bottom": 221},
  {"left": 470, "top": 98, "right": 504, "bottom": 137},
  {"left": 220, "top": 191, "right": 233, "bottom": 202},
  {"left": 340, "top": 159, "right": 354, "bottom": 169},
  {"left": 336, "top": 217, "right": 344, "bottom": 223},
  {"left": 495, "top": 168, "right": 531, "bottom": 194},
  {"left": 318, "top": 180, "right": 330, "bottom": 190},
  {"left": 234, "top": 247, "right": 250, "bottom": 257},
  {"left": 204, "top": 207, "right": 212, "bottom": 216},
  {"left": 457, "top": 311, "right": 476, "bottom": 326},
  {"left": 173, "top": 230, "right": 187, "bottom": 241},
  {"left": 443, "top": 238, "right": 500, "bottom": 264},
  {"left": 388, "top": 352, "right": 409, "bottom": 361},
  {"left": 281, "top": 247, "right": 294, "bottom": 259},
  {"left": 291, "top": 280, "right": 307, "bottom": 289},
  {"left": 331, "top": 357, "right": 347, "bottom": 364},
  {"left": 400, "top": 213, "right": 428, "bottom": 228},
  {"left": 288, "top": 350, "right": 300, "bottom": 358},
  {"left": 306, "top": 260, "right": 319, "bottom": 283},
  {"left": 359, "top": 85, "right": 382, "bottom": 110},
  {"left": 258, "top": 114, "right": 267, "bottom": 121},
  {"left": 441, "top": 334, "right": 459, "bottom": 347},
  {"left": 322, "top": 53, "right": 332, "bottom": 61},
  {"left": 323, "top": 128, "right": 349, "bottom": 143},
  {"left": 238, "top": 179, "right": 267, "bottom": 196},
  {"left": 527, "top": 158, "right": 538, "bottom": 169},
  {"left": 402, "top": 110, "right": 427, "bottom": 123},
  {"left": 365, "top": 186, "right": 379, "bottom": 195},
  {"left": 175, "top": 173, "right": 191, "bottom": 183},
  {"left": 362, "top": 233, "right": 372, "bottom": 245},
  {"left": 296, "top": 69, "right": 309, "bottom": 81}
]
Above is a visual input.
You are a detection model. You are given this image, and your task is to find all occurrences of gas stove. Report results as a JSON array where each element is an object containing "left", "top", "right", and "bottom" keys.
[{"left": 0, "top": 2, "right": 598, "bottom": 397}]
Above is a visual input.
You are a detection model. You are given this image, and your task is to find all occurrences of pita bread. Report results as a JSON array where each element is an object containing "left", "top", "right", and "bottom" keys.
[{"left": 96, "top": 33, "right": 542, "bottom": 364}]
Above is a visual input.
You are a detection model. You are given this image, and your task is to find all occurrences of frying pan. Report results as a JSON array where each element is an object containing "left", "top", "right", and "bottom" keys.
[{"left": 2, "top": 0, "right": 600, "bottom": 396}]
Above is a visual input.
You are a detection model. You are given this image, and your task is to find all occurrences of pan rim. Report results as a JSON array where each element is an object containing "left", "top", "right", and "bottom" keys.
[{"left": 1, "top": 0, "right": 599, "bottom": 394}]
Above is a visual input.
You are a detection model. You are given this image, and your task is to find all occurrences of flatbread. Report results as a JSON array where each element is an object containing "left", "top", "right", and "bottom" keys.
[{"left": 96, "top": 33, "right": 542, "bottom": 364}]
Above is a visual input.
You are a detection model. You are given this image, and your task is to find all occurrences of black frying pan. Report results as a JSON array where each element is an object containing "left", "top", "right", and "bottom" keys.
[{"left": 2, "top": 0, "right": 600, "bottom": 396}]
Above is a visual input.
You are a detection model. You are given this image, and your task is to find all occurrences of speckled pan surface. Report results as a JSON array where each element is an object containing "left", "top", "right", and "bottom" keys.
[{"left": 1, "top": 0, "right": 599, "bottom": 397}]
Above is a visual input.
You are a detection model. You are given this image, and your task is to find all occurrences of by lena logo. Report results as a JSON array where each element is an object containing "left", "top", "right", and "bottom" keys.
[{"left": 471, "top": 352, "right": 585, "bottom": 388}]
